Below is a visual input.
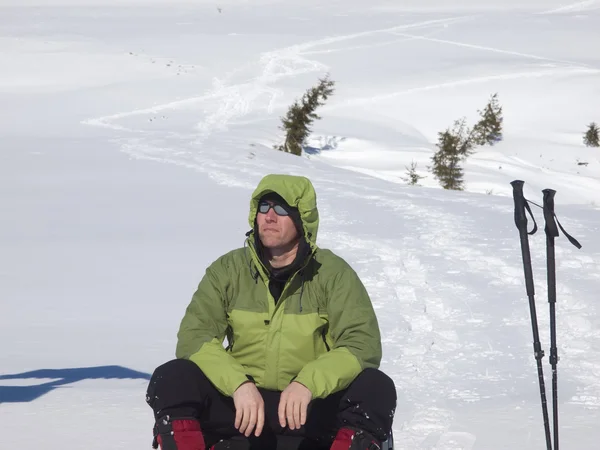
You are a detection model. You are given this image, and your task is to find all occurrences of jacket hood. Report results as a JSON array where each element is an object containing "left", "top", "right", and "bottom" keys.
[{"left": 248, "top": 174, "right": 319, "bottom": 250}]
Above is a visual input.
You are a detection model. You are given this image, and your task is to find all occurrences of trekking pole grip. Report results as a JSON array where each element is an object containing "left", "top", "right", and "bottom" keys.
[
  {"left": 511, "top": 180, "right": 527, "bottom": 230},
  {"left": 542, "top": 189, "right": 560, "bottom": 238},
  {"left": 511, "top": 180, "right": 536, "bottom": 297}
]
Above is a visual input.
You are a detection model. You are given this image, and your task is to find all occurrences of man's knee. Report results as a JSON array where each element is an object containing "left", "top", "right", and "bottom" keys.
[
  {"left": 352, "top": 368, "right": 397, "bottom": 401},
  {"left": 146, "top": 358, "right": 205, "bottom": 414},
  {"left": 149, "top": 358, "right": 201, "bottom": 384}
]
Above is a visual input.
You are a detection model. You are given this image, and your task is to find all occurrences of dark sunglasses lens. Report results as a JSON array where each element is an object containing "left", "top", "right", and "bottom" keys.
[
  {"left": 258, "top": 202, "right": 270, "bottom": 213},
  {"left": 273, "top": 204, "right": 289, "bottom": 216}
]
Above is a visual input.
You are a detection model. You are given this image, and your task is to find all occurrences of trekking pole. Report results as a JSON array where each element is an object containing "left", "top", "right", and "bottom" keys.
[
  {"left": 542, "top": 189, "right": 560, "bottom": 450},
  {"left": 510, "top": 180, "right": 552, "bottom": 450},
  {"left": 541, "top": 189, "right": 582, "bottom": 450}
]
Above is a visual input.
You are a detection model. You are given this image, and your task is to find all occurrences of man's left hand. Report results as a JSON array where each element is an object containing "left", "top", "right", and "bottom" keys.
[{"left": 278, "top": 381, "right": 313, "bottom": 430}]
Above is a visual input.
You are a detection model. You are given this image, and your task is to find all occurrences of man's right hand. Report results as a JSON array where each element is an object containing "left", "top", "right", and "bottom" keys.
[{"left": 233, "top": 381, "right": 265, "bottom": 437}]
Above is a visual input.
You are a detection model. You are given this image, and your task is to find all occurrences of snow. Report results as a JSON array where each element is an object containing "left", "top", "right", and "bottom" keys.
[{"left": 1, "top": 0, "right": 599, "bottom": 449}]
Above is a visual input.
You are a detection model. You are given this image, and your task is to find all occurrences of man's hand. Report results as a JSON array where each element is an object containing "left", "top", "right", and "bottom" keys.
[
  {"left": 278, "top": 381, "right": 313, "bottom": 430},
  {"left": 233, "top": 381, "right": 265, "bottom": 437}
]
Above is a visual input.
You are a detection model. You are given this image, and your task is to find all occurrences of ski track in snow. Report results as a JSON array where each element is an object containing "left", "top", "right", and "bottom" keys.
[
  {"left": 333, "top": 66, "right": 600, "bottom": 109},
  {"left": 81, "top": 12, "right": 600, "bottom": 449},
  {"left": 541, "top": 0, "right": 600, "bottom": 14},
  {"left": 391, "top": 32, "right": 590, "bottom": 68},
  {"left": 82, "top": 15, "right": 472, "bottom": 135}
]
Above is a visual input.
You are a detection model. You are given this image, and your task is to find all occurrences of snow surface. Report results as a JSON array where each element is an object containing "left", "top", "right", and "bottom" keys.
[{"left": 1, "top": 1, "right": 599, "bottom": 449}]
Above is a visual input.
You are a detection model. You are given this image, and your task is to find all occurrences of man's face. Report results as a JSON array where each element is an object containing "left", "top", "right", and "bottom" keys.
[{"left": 256, "top": 200, "right": 299, "bottom": 250}]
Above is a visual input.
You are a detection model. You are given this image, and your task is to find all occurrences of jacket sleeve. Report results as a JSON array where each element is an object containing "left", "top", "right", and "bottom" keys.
[
  {"left": 293, "top": 261, "right": 382, "bottom": 399},
  {"left": 175, "top": 257, "right": 250, "bottom": 397}
]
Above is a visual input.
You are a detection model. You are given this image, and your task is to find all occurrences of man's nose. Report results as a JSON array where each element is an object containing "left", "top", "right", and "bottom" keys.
[{"left": 265, "top": 208, "right": 278, "bottom": 221}]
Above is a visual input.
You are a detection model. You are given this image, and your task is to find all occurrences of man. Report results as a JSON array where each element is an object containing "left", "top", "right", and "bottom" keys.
[{"left": 146, "top": 174, "right": 397, "bottom": 450}]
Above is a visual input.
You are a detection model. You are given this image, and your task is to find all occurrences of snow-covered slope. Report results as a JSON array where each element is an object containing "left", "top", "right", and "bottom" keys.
[{"left": 1, "top": 1, "right": 599, "bottom": 449}]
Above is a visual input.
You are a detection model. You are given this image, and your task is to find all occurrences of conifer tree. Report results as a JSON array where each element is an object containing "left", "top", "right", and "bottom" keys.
[
  {"left": 431, "top": 118, "right": 474, "bottom": 190},
  {"left": 583, "top": 122, "right": 599, "bottom": 147},
  {"left": 472, "top": 93, "right": 503, "bottom": 146},
  {"left": 401, "top": 161, "right": 425, "bottom": 186},
  {"left": 276, "top": 75, "right": 335, "bottom": 156}
]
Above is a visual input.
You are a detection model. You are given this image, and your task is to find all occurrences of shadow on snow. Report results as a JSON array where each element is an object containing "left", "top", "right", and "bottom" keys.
[{"left": 0, "top": 365, "right": 151, "bottom": 403}]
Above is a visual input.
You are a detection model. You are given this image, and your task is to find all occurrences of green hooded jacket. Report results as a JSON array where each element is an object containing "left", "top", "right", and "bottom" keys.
[{"left": 175, "top": 174, "right": 382, "bottom": 399}]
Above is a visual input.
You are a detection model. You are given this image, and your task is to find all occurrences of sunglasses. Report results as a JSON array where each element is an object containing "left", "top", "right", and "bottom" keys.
[{"left": 258, "top": 201, "right": 289, "bottom": 216}]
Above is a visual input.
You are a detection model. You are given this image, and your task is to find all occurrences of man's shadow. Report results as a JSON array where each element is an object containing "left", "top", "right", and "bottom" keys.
[{"left": 0, "top": 365, "right": 151, "bottom": 403}]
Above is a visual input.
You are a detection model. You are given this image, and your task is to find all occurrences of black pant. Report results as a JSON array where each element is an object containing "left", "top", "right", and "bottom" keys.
[{"left": 146, "top": 359, "right": 396, "bottom": 449}]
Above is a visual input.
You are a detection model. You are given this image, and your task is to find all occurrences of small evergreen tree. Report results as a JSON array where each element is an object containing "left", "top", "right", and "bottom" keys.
[
  {"left": 583, "top": 122, "right": 600, "bottom": 147},
  {"left": 472, "top": 93, "right": 503, "bottom": 146},
  {"left": 276, "top": 75, "right": 335, "bottom": 156},
  {"left": 401, "top": 161, "right": 425, "bottom": 186},
  {"left": 431, "top": 118, "right": 474, "bottom": 191}
]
